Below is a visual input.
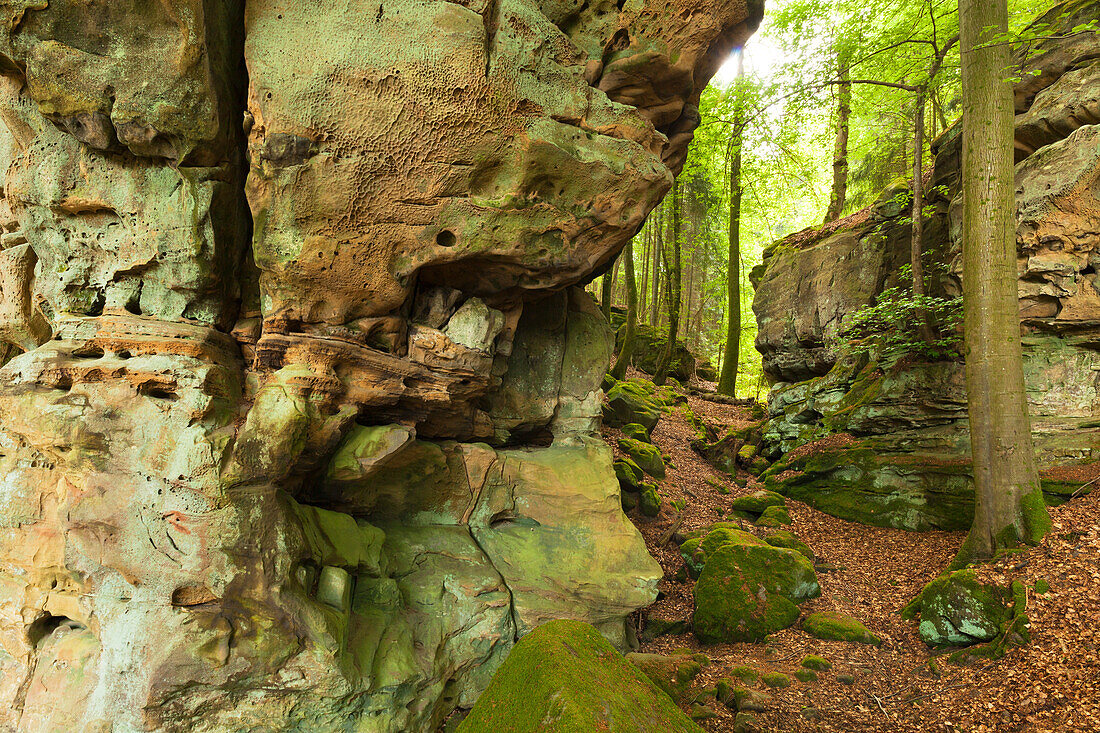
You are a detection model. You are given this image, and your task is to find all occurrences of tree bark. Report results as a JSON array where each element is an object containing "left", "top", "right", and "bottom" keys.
[
  {"left": 823, "top": 52, "right": 851, "bottom": 224},
  {"left": 610, "top": 240, "right": 637, "bottom": 380},
  {"left": 650, "top": 202, "right": 663, "bottom": 325},
  {"left": 654, "top": 177, "right": 682, "bottom": 386},
  {"left": 955, "top": 0, "right": 1050, "bottom": 566},
  {"left": 600, "top": 264, "right": 613, "bottom": 319},
  {"left": 718, "top": 132, "right": 742, "bottom": 396}
]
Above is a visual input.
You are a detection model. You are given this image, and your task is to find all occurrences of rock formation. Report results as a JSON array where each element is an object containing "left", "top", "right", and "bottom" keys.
[
  {"left": 752, "top": 1, "right": 1100, "bottom": 531},
  {"left": 0, "top": 1, "right": 762, "bottom": 730}
]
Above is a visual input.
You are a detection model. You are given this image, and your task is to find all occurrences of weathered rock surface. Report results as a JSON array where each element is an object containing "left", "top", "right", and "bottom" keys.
[
  {"left": 0, "top": 0, "right": 761, "bottom": 729},
  {"left": 457, "top": 620, "right": 703, "bottom": 732},
  {"left": 753, "top": 3, "right": 1100, "bottom": 531}
]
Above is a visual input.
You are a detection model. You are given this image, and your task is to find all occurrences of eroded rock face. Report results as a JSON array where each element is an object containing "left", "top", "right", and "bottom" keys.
[
  {"left": 0, "top": 0, "right": 759, "bottom": 729},
  {"left": 753, "top": 4, "right": 1100, "bottom": 531}
]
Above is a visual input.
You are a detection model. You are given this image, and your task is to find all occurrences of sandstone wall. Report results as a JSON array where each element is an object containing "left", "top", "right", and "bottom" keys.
[
  {"left": 752, "top": 1, "right": 1100, "bottom": 532},
  {"left": 0, "top": 1, "right": 762, "bottom": 730}
]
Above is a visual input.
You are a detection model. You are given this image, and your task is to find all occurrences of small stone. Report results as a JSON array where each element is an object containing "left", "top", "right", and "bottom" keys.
[
  {"left": 801, "top": 706, "right": 822, "bottom": 721},
  {"left": 733, "top": 712, "right": 759, "bottom": 733},
  {"left": 625, "top": 652, "right": 702, "bottom": 703},
  {"left": 729, "top": 665, "right": 759, "bottom": 684},
  {"left": 621, "top": 491, "right": 638, "bottom": 512},
  {"left": 793, "top": 668, "right": 817, "bottom": 682},
  {"left": 761, "top": 671, "right": 790, "bottom": 688},
  {"left": 837, "top": 673, "right": 855, "bottom": 685},
  {"left": 614, "top": 458, "right": 645, "bottom": 491},
  {"left": 621, "top": 423, "right": 651, "bottom": 442},
  {"left": 800, "top": 654, "right": 832, "bottom": 671},
  {"left": 803, "top": 611, "right": 881, "bottom": 645},
  {"left": 617, "top": 437, "right": 666, "bottom": 478},
  {"left": 689, "top": 702, "right": 718, "bottom": 721},
  {"left": 1033, "top": 578, "right": 1050, "bottom": 594}
]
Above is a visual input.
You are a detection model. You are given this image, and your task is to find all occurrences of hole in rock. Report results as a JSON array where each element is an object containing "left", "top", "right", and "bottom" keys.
[
  {"left": 436, "top": 229, "right": 457, "bottom": 248},
  {"left": 27, "top": 615, "right": 85, "bottom": 647},
  {"left": 171, "top": 586, "right": 219, "bottom": 608},
  {"left": 138, "top": 383, "right": 178, "bottom": 401},
  {"left": 71, "top": 344, "right": 105, "bottom": 359}
]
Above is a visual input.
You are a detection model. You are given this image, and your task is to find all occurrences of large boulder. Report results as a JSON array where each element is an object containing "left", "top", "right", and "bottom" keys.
[
  {"left": 692, "top": 531, "right": 820, "bottom": 643},
  {"left": 604, "top": 377, "right": 665, "bottom": 432},
  {"left": 457, "top": 620, "right": 703, "bottom": 733}
]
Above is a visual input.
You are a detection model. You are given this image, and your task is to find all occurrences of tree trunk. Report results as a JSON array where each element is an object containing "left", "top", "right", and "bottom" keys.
[
  {"left": 600, "top": 265, "right": 613, "bottom": 320},
  {"left": 718, "top": 133, "right": 742, "bottom": 396},
  {"left": 650, "top": 202, "right": 663, "bottom": 325},
  {"left": 610, "top": 240, "right": 637, "bottom": 380},
  {"left": 910, "top": 89, "right": 928, "bottom": 300},
  {"left": 654, "top": 178, "right": 682, "bottom": 385},
  {"left": 639, "top": 225, "right": 650, "bottom": 320},
  {"left": 823, "top": 53, "right": 851, "bottom": 224},
  {"left": 955, "top": 0, "right": 1050, "bottom": 566}
]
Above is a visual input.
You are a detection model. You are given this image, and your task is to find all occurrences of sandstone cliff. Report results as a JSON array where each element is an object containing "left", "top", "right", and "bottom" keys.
[{"left": 0, "top": 1, "right": 762, "bottom": 730}]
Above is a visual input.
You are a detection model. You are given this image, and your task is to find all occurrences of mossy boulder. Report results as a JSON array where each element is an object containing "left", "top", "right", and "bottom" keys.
[
  {"left": 642, "top": 612, "right": 689, "bottom": 641},
  {"left": 755, "top": 505, "right": 792, "bottom": 527},
  {"left": 457, "top": 620, "right": 703, "bottom": 733},
  {"left": 729, "top": 490, "right": 786, "bottom": 518},
  {"left": 625, "top": 652, "right": 703, "bottom": 703},
  {"left": 793, "top": 668, "right": 817, "bottom": 682},
  {"left": 618, "top": 323, "right": 696, "bottom": 382},
  {"left": 604, "top": 378, "right": 664, "bottom": 432},
  {"left": 622, "top": 423, "right": 652, "bottom": 442},
  {"left": 802, "top": 612, "right": 881, "bottom": 645},
  {"left": 764, "top": 530, "right": 814, "bottom": 561},
  {"left": 621, "top": 491, "right": 638, "bottom": 512},
  {"left": 761, "top": 671, "right": 791, "bottom": 688},
  {"left": 917, "top": 571, "right": 1012, "bottom": 647},
  {"left": 680, "top": 527, "right": 766, "bottom": 579},
  {"left": 693, "top": 536, "right": 820, "bottom": 644},
  {"left": 639, "top": 485, "right": 662, "bottom": 517},
  {"left": 614, "top": 457, "right": 646, "bottom": 491},
  {"left": 618, "top": 437, "right": 666, "bottom": 478},
  {"left": 737, "top": 443, "right": 758, "bottom": 463},
  {"left": 800, "top": 654, "right": 831, "bottom": 671}
]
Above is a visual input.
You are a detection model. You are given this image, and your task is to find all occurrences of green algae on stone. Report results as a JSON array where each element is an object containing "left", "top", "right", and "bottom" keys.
[
  {"left": 621, "top": 423, "right": 651, "bottom": 442},
  {"left": 764, "top": 530, "right": 814, "bottom": 560},
  {"left": 801, "top": 654, "right": 832, "bottom": 671},
  {"left": 458, "top": 620, "right": 704, "bottom": 733},
  {"left": 604, "top": 378, "right": 664, "bottom": 432},
  {"left": 728, "top": 490, "right": 786, "bottom": 516},
  {"left": 618, "top": 437, "right": 666, "bottom": 478},
  {"left": 615, "top": 457, "right": 646, "bottom": 491},
  {"left": 793, "top": 668, "right": 817, "bottom": 682},
  {"left": 625, "top": 652, "right": 703, "bottom": 703},
  {"left": 693, "top": 541, "right": 820, "bottom": 644},
  {"left": 755, "top": 504, "right": 792, "bottom": 527},
  {"left": 761, "top": 671, "right": 791, "bottom": 688},
  {"left": 917, "top": 571, "right": 1011, "bottom": 647},
  {"left": 803, "top": 611, "right": 881, "bottom": 645},
  {"left": 639, "top": 485, "right": 662, "bottom": 517}
]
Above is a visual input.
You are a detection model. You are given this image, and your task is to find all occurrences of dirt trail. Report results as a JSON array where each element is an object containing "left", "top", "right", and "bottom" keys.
[{"left": 607, "top": 383, "right": 1100, "bottom": 732}]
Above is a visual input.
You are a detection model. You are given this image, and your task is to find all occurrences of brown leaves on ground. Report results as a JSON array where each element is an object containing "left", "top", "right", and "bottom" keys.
[{"left": 607, "top": 383, "right": 1100, "bottom": 732}]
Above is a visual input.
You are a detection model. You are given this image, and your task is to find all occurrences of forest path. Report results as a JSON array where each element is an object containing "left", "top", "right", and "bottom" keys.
[{"left": 605, "top": 378, "right": 1100, "bottom": 732}]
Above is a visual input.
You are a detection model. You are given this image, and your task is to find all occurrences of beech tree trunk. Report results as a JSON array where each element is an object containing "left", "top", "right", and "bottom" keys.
[
  {"left": 600, "top": 265, "right": 613, "bottom": 319},
  {"left": 654, "top": 178, "right": 682, "bottom": 385},
  {"left": 650, "top": 203, "right": 663, "bottom": 325},
  {"left": 955, "top": 0, "right": 1050, "bottom": 565},
  {"left": 610, "top": 241, "right": 637, "bottom": 380},
  {"left": 823, "top": 53, "right": 851, "bottom": 224},
  {"left": 718, "top": 133, "right": 742, "bottom": 396}
]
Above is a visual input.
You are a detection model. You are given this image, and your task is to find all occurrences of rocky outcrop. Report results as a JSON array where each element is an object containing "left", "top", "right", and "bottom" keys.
[
  {"left": 752, "top": 2, "right": 1100, "bottom": 531},
  {"left": 0, "top": 1, "right": 761, "bottom": 730}
]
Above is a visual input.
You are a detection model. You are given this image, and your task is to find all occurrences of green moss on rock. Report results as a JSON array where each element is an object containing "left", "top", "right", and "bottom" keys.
[
  {"left": 625, "top": 652, "right": 703, "bottom": 703},
  {"left": 803, "top": 612, "right": 881, "bottom": 645},
  {"left": 800, "top": 654, "right": 832, "bottom": 671},
  {"left": 639, "top": 485, "right": 662, "bottom": 517},
  {"left": 917, "top": 570, "right": 1011, "bottom": 647},
  {"left": 793, "top": 668, "right": 817, "bottom": 682},
  {"left": 761, "top": 671, "right": 791, "bottom": 688},
  {"left": 615, "top": 458, "right": 645, "bottom": 491},
  {"left": 764, "top": 531, "right": 814, "bottom": 561},
  {"left": 618, "top": 437, "right": 666, "bottom": 478},
  {"left": 755, "top": 505, "right": 792, "bottom": 527},
  {"left": 693, "top": 542, "right": 820, "bottom": 644},
  {"left": 457, "top": 620, "right": 703, "bottom": 733}
]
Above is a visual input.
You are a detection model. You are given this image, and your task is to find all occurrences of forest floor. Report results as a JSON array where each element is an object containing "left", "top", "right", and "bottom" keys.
[{"left": 605, "top": 375, "right": 1100, "bottom": 733}]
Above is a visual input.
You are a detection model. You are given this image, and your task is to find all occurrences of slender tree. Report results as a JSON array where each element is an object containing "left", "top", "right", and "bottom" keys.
[
  {"left": 823, "top": 49, "right": 851, "bottom": 224},
  {"left": 654, "top": 178, "right": 682, "bottom": 385},
  {"left": 954, "top": 0, "right": 1049, "bottom": 566},
  {"left": 610, "top": 241, "right": 637, "bottom": 380},
  {"left": 600, "top": 265, "right": 614, "bottom": 319},
  {"left": 717, "top": 115, "right": 744, "bottom": 396}
]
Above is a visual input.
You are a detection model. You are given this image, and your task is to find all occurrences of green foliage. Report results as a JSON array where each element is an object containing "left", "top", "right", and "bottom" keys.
[{"left": 840, "top": 265, "right": 963, "bottom": 364}]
